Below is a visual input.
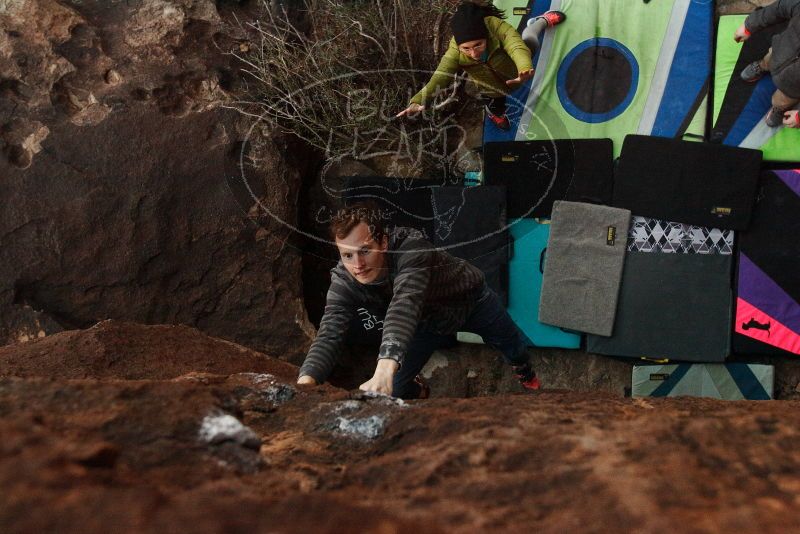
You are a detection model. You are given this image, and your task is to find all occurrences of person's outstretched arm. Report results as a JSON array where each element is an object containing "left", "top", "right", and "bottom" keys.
[
  {"left": 359, "top": 240, "right": 432, "bottom": 394},
  {"left": 486, "top": 16, "right": 534, "bottom": 85},
  {"left": 297, "top": 271, "right": 356, "bottom": 385},
  {"left": 397, "top": 41, "right": 461, "bottom": 117},
  {"left": 737, "top": 0, "right": 800, "bottom": 41}
]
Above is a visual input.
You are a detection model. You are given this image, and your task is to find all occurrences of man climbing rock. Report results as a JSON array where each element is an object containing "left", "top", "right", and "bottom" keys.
[
  {"left": 297, "top": 202, "right": 540, "bottom": 399},
  {"left": 735, "top": 0, "right": 800, "bottom": 127}
]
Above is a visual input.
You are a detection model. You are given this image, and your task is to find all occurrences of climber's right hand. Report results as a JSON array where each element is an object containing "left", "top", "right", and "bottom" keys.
[
  {"left": 734, "top": 23, "right": 751, "bottom": 43},
  {"left": 297, "top": 375, "right": 318, "bottom": 386},
  {"left": 396, "top": 103, "right": 425, "bottom": 118}
]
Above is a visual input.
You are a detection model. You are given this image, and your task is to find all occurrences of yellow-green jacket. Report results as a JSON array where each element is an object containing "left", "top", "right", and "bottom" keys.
[{"left": 409, "top": 16, "right": 533, "bottom": 105}]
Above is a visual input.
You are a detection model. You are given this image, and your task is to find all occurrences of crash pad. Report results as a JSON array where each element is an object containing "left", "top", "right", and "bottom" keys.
[
  {"left": 613, "top": 135, "right": 761, "bottom": 230},
  {"left": 632, "top": 363, "right": 773, "bottom": 400},
  {"left": 507, "top": 218, "right": 581, "bottom": 348},
  {"left": 539, "top": 201, "right": 630, "bottom": 336},
  {"left": 734, "top": 170, "right": 800, "bottom": 356},
  {"left": 587, "top": 252, "right": 732, "bottom": 362},
  {"left": 485, "top": 0, "right": 712, "bottom": 155},
  {"left": 483, "top": 138, "right": 613, "bottom": 218}
]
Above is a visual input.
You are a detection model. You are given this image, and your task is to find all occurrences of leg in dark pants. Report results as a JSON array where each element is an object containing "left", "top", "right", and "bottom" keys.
[
  {"left": 461, "top": 285, "right": 529, "bottom": 367},
  {"left": 391, "top": 331, "right": 456, "bottom": 399},
  {"left": 521, "top": 16, "right": 549, "bottom": 54},
  {"left": 391, "top": 286, "right": 530, "bottom": 398},
  {"left": 480, "top": 95, "right": 507, "bottom": 117}
]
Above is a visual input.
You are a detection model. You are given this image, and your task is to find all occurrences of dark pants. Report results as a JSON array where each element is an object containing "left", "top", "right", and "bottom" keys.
[
  {"left": 761, "top": 48, "right": 800, "bottom": 110},
  {"left": 391, "top": 285, "right": 528, "bottom": 399},
  {"left": 479, "top": 94, "right": 508, "bottom": 117}
]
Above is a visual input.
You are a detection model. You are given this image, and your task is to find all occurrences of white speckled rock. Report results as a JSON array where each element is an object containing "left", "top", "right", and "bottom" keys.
[{"left": 198, "top": 413, "right": 260, "bottom": 449}]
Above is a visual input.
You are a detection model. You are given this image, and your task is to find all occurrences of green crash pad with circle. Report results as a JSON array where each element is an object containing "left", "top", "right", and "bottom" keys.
[{"left": 485, "top": 0, "right": 711, "bottom": 155}]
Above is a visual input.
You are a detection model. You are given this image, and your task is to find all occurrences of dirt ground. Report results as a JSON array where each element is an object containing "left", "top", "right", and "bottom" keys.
[{"left": 1, "top": 322, "right": 799, "bottom": 533}]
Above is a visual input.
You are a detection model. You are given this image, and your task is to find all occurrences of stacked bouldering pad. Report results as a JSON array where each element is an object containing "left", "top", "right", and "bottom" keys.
[
  {"left": 586, "top": 251, "right": 733, "bottom": 362},
  {"left": 586, "top": 135, "right": 760, "bottom": 362},
  {"left": 612, "top": 135, "right": 762, "bottom": 230}
]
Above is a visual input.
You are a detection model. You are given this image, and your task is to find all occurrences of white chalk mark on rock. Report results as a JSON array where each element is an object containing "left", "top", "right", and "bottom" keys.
[{"left": 198, "top": 413, "right": 260, "bottom": 449}]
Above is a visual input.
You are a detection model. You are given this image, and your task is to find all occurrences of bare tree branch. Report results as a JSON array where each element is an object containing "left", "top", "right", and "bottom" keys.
[{"left": 226, "top": 0, "right": 468, "bottom": 176}]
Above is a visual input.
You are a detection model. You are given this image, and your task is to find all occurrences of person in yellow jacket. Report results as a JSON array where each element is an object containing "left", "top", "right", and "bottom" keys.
[{"left": 396, "top": 1, "right": 565, "bottom": 130}]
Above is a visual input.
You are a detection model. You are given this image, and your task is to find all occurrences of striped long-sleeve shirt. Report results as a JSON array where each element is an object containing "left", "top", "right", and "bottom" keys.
[{"left": 298, "top": 229, "right": 485, "bottom": 383}]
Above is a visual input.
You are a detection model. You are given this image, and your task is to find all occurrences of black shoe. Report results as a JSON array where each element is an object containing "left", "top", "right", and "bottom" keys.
[
  {"left": 766, "top": 106, "right": 785, "bottom": 127},
  {"left": 741, "top": 60, "right": 766, "bottom": 83}
]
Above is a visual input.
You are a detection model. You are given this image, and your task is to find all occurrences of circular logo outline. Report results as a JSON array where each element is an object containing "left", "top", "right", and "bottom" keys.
[{"left": 229, "top": 68, "right": 572, "bottom": 260}]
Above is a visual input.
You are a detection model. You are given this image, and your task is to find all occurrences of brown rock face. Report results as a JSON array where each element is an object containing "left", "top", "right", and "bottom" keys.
[
  {"left": 2, "top": 323, "right": 800, "bottom": 533},
  {"left": 0, "top": 319, "right": 299, "bottom": 380},
  {"left": 0, "top": 0, "right": 315, "bottom": 359}
]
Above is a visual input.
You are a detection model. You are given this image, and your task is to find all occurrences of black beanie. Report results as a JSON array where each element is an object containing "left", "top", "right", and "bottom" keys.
[{"left": 451, "top": 3, "right": 488, "bottom": 44}]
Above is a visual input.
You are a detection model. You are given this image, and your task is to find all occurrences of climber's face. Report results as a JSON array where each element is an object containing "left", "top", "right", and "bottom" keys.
[
  {"left": 458, "top": 39, "right": 487, "bottom": 61},
  {"left": 336, "top": 222, "right": 388, "bottom": 284}
]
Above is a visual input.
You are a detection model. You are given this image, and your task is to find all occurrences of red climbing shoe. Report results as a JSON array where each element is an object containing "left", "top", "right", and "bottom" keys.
[
  {"left": 520, "top": 375, "right": 541, "bottom": 390},
  {"left": 513, "top": 362, "right": 541, "bottom": 391},
  {"left": 487, "top": 111, "right": 511, "bottom": 131},
  {"left": 540, "top": 10, "right": 567, "bottom": 27}
]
